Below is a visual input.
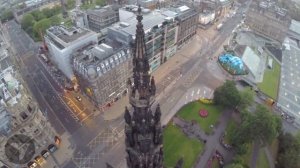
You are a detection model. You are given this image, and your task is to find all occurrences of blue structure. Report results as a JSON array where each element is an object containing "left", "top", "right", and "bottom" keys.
[{"left": 219, "top": 53, "right": 246, "bottom": 75}]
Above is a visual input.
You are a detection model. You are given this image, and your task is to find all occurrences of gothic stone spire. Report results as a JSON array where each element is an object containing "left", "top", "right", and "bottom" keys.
[{"left": 124, "top": 5, "right": 163, "bottom": 168}]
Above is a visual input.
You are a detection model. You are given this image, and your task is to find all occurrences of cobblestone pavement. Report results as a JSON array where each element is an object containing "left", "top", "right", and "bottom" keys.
[
  {"left": 72, "top": 120, "right": 124, "bottom": 168},
  {"left": 156, "top": 68, "right": 181, "bottom": 94},
  {"left": 183, "top": 66, "right": 203, "bottom": 88}
]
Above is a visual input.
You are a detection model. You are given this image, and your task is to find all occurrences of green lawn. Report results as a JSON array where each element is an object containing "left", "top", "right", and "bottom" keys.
[
  {"left": 239, "top": 143, "right": 254, "bottom": 166},
  {"left": 256, "top": 149, "right": 270, "bottom": 168},
  {"left": 163, "top": 124, "right": 204, "bottom": 168},
  {"left": 177, "top": 101, "right": 222, "bottom": 134},
  {"left": 224, "top": 119, "right": 238, "bottom": 144},
  {"left": 257, "top": 57, "right": 281, "bottom": 100}
]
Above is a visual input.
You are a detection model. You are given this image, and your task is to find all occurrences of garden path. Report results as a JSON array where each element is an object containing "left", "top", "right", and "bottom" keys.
[
  {"left": 173, "top": 109, "right": 234, "bottom": 167},
  {"left": 264, "top": 147, "right": 275, "bottom": 168}
]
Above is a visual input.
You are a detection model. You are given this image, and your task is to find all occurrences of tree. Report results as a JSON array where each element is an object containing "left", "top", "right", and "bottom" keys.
[
  {"left": 251, "top": 105, "right": 281, "bottom": 144},
  {"left": 42, "top": 8, "right": 54, "bottom": 18},
  {"left": 31, "top": 10, "right": 46, "bottom": 21},
  {"left": 231, "top": 105, "right": 282, "bottom": 146},
  {"left": 67, "top": 0, "right": 76, "bottom": 9},
  {"left": 21, "top": 13, "right": 35, "bottom": 30},
  {"left": 213, "top": 80, "right": 241, "bottom": 108},
  {"left": 49, "top": 15, "right": 61, "bottom": 25},
  {"left": 238, "top": 88, "right": 254, "bottom": 110},
  {"left": 95, "top": 0, "right": 106, "bottom": 6},
  {"left": 225, "top": 163, "right": 244, "bottom": 168},
  {"left": 277, "top": 133, "right": 300, "bottom": 168},
  {"left": 0, "top": 9, "right": 14, "bottom": 22},
  {"left": 33, "top": 18, "right": 52, "bottom": 40}
]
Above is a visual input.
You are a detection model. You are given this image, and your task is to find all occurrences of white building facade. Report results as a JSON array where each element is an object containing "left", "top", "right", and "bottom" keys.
[{"left": 45, "top": 26, "right": 98, "bottom": 79}]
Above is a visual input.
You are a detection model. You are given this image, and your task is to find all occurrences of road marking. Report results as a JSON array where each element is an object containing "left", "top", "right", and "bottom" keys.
[
  {"left": 191, "top": 90, "right": 194, "bottom": 97},
  {"left": 197, "top": 88, "right": 200, "bottom": 95},
  {"left": 81, "top": 113, "right": 93, "bottom": 123}
]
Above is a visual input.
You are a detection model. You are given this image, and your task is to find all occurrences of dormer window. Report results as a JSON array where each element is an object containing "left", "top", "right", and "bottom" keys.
[{"left": 20, "top": 112, "right": 28, "bottom": 120}]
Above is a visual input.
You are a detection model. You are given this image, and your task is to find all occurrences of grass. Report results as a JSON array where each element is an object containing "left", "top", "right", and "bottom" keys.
[
  {"left": 80, "top": 3, "right": 96, "bottom": 10},
  {"left": 177, "top": 101, "right": 222, "bottom": 134},
  {"left": 257, "top": 57, "right": 281, "bottom": 100},
  {"left": 223, "top": 119, "right": 238, "bottom": 144},
  {"left": 239, "top": 143, "right": 253, "bottom": 166},
  {"left": 163, "top": 124, "right": 204, "bottom": 168},
  {"left": 256, "top": 149, "right": 270, "bottom": 168}
]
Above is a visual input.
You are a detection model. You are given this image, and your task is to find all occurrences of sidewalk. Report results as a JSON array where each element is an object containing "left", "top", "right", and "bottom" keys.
[{"left": 44, "top": 132, "right": 75, "bottom": 168}]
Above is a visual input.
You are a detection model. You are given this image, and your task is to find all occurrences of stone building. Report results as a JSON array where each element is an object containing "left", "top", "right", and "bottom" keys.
[
  {"left": 0, "top": 37, "right": 55, "bottom": 167},
  {"left": 245, "top": 0, "right": 291, "bottom": 43},
  {"left": 124, "top": 5, "right": 164, "bottom": 167},
  {"left": 72, "top": 42, "right": 132, "bottom": 108}
]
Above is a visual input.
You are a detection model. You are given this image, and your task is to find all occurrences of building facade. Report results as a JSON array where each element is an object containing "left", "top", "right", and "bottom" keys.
[
  {"left": 71, "top": 5, "right": 120, "bottom": 33},
  {"left": 144, "top": 18, "right": 178, "bottom": 71},
  {"left": 45, "top": 25, "right": 98, "bottom": 79},
  {"left": 0, "top": 36, "right": 55, "bottom": 167},
  {"left": 72, "top": 43, "right": 132, "bottom": 108},
  {"left": 245, "top": 0, "right": 291, "bottom": 43},
  {"left": 174, "top": 6, "right": 199, "bottom": 49},
  {"left": 107, "top": 8, "right": 178, "bottom": 72},
  {"left": 86, "top": 5, "right": 120, "bottom": 32}
]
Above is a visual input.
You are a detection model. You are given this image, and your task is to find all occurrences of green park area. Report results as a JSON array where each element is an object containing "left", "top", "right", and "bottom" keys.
[
  {"left": 257, "top": 57, "right": 281, "bottom": 100},
  {"left": 177, "top": 101, "right": 222, "bottom": 134},
  {"left": 163, "top": 124, "right": 204, "bottom": 168},
  {"left": 223, "top": 119, "right": 238, "bottom": 144}
]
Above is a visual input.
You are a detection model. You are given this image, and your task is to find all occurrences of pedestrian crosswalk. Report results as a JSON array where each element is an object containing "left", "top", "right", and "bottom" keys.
[{"left": 184, "top": 86, "right": 214, "bottom": 104}]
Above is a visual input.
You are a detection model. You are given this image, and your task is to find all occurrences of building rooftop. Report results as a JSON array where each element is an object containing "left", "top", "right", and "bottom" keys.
[
  {"left": 73, "top": 43, "right": 131, "bottom": 79},
  {"left": 242, "top": 46, "right": 265, "bottom": 83},
  {"left": 46, "top": 26, "right": 96, "bottom": 49},
  {"left": 278, "top": 37, "right": 300, "bottom": 125},
  {"left": 289, "top": 19, "right": 300, "bottom": 35},
  {"left": 112, "top": 9, "right": 174, "bottom": 36},
  {"left": 86, "top": 5, "right": 119, "bottom": 16}
]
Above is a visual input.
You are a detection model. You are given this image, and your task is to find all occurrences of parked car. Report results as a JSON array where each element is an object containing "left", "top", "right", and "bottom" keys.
[
  {"left": 41, "top": 150, "right": 50, "bottom": 159},
  {"left": 48, "top": 144, "right": 57, "bottom": 153},
  {"left": 76, "top": 96, "right": 82, "bottom": 102},
  {"left": 54, "top": 136, "right": 61, "bottom": 145},
  {"left": 34, "top": 156, "right": 45, "bottom": 165},
  {"left": 27, "top": 161, "right": 38, "bottom": 168}
]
